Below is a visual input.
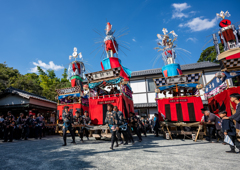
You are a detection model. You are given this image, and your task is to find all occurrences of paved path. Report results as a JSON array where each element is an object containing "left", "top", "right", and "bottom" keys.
[{"left": 0, "top": 134, "right": 239, "bottom": 170}]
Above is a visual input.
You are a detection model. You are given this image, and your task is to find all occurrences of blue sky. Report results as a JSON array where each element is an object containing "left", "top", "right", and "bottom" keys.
[{"left": 0, "top": 0, "right": 239, "bottom": 78}]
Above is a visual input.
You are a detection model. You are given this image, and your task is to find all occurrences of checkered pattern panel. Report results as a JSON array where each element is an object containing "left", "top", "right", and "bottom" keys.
[
  {"left": 85, "top": 67, "right": 121, "bottom": 82},
  {"left": 55, "top": 86, "right": 81, "bottom": 95},
  {"left": 223, "top": 58, "right": 240, "bottom": 68},
  {"left": 154, "top": 73, "right": 201, "bottom": 87},
  {"left": 187, "top": 73, "right": 201, "bottom": 83},
  {"left": 112, "top": 67, "right": 121, "bottom": 77},
  {"left": 85, "top": 73, "right": 93, "bottom": 81},
  {"left": 154, "top": 77, "right": 166, "bottom": 87}
]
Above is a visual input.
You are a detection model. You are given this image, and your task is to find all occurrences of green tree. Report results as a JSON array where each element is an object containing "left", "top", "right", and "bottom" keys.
[
  {"left": 62, "top": 68, "right": 68, "bottom": 79},
  {"left": 37, "top": 66, "right": 47, "bottom": 76},
  {"left": 58, "top": 68, "right": 71, "bottom": 88},
  {"left": 11, "top": 73, "right": 43, "bottom": 96},
  {"left": 198, "top": 43, "right": 224, "bottom": 63},
  {"left": 0, "top": 62, "right": 20, "bottom": 92},
  {"left": 47, "top": 69, "right": 56, "bottom": 79}
]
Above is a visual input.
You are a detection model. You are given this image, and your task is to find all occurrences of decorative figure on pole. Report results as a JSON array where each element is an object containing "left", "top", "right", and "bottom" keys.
[
  {"left": 104, "top": 22, "right": 118, "bottom": 58},
  {"left": 154, "top": 28, "right": 182, "bottom": 77},
  {"left": 68, "top": 47, "right": 85, "bottom": 89}
]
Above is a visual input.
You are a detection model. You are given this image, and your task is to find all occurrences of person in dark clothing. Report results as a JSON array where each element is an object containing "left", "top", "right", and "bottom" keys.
[
  {"left": 73, "top": 111, "right": 84, "bottom": 143},
  {"left": 223, "top": 93, "right": 240, "bottom": 130},
  {"left": 16, "top": 113, "right": 24, "bottom": 140},
  {"left": 145, "top": 118, "right": 152, "bottom": 133},
  {"left": 113, "top": 106, "right": 128, "bottom": 145},
  {"left": 3, "top": 111, "right": 14, "bottom": 142},
  {"left": 35, "top": 113, "right": 43, "bottom": 139},
  {"left": 154, "top": 113, "right": 160, "bottom": 137},
  {"left": 82, "top": 111, "right": 91, "bottom": 140},
  {"left": 129, "top": 112, "right": 142, "bottom": 142},
  {"left": 62, "top": 106, "right": 75, "bottom": 146},
  {"left": 201, "top": 108, "right": 221, "bottom": 142},
  {"left": 138, "top": 116, "right": 147, "bottom": 137},
  {"left": 26, "top": 115, "right": 33, "bottom": 139},
  {"left": 219, "top": 111, "right": 240, "bottom": 153},
  {"left": 22, "top": 116, "right": 29, "bottom": 140},
  {"left": 0, "top": 115, "right": 4, "bottom": 139},
  {"left": 105, "top": 104, "right": 119, "bottom": 150},
  {"left": 125, "top": 116, "right": 134, "bottom": 144}
]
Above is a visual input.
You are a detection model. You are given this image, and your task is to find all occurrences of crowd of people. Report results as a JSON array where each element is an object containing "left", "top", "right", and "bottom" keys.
[
  {"left": 61, "top": 105, "right": 160, "bottom": 149},
  {"left": 2, "top": 93, "right": 240, "bottom": 153},
  {"left": 0, "top": 112, "right": 56, "bottom": 142},
  {"left": 201, "top": 93, "right": 240, "bottom": 153}
]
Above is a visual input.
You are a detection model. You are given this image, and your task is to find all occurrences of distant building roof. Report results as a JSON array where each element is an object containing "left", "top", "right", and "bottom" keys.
[
  {"left": 1, "top": 87, "right": 57, "bottom": 104},
  {"left": 131, "top": 61, "right": 220, "bottom": 77}
]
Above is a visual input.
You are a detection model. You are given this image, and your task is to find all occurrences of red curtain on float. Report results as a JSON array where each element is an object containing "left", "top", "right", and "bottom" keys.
[
  {"left": 157, "top": 96, "right": 203, "bottom": 122},
  {"left": 89, "top": 94, "right": 134, "bottom": 125},
  {"left": 57, "top": 103, "right": 89, "bottom": 121},
  {"left": 208, "top": 87, "right": 240, "bottom": 117}
]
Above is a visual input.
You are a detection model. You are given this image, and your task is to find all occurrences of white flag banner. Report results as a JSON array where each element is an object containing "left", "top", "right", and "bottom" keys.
[{"left": 224, "top": 135, "right": 234, "bottom": 146}]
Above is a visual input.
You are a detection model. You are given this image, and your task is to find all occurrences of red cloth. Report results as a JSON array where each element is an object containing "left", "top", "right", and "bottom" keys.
[
  {"left": 177, "top": 68, "right": 182, "bottom": 75},
  {"left": 105, "top": 40, "right": 118, "bottom": 53},
  {"left": 89, "top": 94, "right": 134, "bottom": 125},
  {"left": 208, "top": 87, "right": 240, "bottom": 117},
  {"left": 72, "top": 63, "right": 80, "bottom": 74},
  {"left": 163, "top": 70, "right": 168, "bottom": 77},
  {"left": 157, "top": 96, "right": 203, "bottom": 122},
  {"left": 226, "top": 52, "right": 240, "bottom": 60},
  {"left": 57, "top": 103, "right": 89, "bottom": 120},
  {"left": 71, "top": 79, "right": 76, "bottom": 87}
]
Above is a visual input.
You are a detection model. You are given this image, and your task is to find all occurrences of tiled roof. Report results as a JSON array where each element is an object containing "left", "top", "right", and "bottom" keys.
[
  {"left": 131, "top": 61, "right": 220, "bottom": 77},
  {"left": 2, "top": 87, "right": 57, "bottom": 104}
]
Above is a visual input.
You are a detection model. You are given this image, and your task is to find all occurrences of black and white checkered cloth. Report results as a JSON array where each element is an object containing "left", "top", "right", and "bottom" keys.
[
  {"left": 154, "top": 77, "right": 166, "bottom": 86},
  {"left": 222, "top": 58, "right": 240, "bottom": 68},
  {"left": 154, "top": 73, "right": 201, "bottom": 87},
  {"left": 113, "top": 67, "right": 121, "bottom": 76},
  {"left": 186, "top": 73, "right": 201, "bottom": 83},
  {"left": 85, "top": 67, "right": 121, "bottom": 82}
]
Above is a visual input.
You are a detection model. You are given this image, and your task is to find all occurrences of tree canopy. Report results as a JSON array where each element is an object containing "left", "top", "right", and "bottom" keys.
[
  {"left": 0, "top": 62, "right": 71, "bottom": 101},
  {"left": 198, "top": 43, "right": 224, "bottom": 63}
]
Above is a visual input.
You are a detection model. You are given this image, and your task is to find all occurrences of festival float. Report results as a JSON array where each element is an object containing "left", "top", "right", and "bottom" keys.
[
  {"left": 204, "top": 11, "right": 240, "bottom": 137},
  {"left": 55, "top": 48, "right": 89, "bottom": 134},
  {"left": 85, "top": 22, "right": 134, "bottom": 139},
  {"left": 153, "top": 28, "right": 205, "bottom": 140}
]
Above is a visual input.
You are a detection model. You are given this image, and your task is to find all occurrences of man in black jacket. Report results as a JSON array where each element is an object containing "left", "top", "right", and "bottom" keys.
[
  {"left": 223, "top": 93, "right": 240, "bottom": 131},
  {"left": 105, "top": 104, "right": 119, "bottom": 150},
  {"left": 73, "top": 111, "right": 84, "bottom": 143},
  {"left": 113, "top": 106, "right": 128, "bottom": 145},
  {"left": 3, "top": 111, "right": 14, "bottom": 142},
  {"left": 62, "top": 106, "right": 75, "bottom": 146},
  {"left": 129, "top": 112, "right": 142, "bottom": 142},
  {"left": 219, "top": 111, "right": 240, "bottom": 153}
]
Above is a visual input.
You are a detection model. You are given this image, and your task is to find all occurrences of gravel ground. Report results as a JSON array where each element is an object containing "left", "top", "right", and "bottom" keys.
[{"left": 0, "top": 134, "right": 239, "bottom": 170}]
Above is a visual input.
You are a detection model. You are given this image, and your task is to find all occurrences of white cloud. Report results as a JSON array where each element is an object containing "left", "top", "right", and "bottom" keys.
[
  {"left": 30, "top": 60, "right": 64, "bottom": 73},
  {"left": 132, "top": 38, "right": 136, "bottom": 42},
  {"left": 172, "top": 3, "right": 191, "bottom": 19},
  {"left": 179, "top": 17, "right": 218, "bottom": 31},
  {"left": 186, "top": 37, "right": 197, "bottom": 43}
]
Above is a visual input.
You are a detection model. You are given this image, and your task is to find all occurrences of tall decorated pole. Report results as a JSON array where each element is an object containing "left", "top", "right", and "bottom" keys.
[
  {"left": 100, "top": 22, "right": 132, "bottom": 81},
  {"left": 104, "top": 22, "right": 118, "bottom": 58},
  {"left": 68, "top": 47, "right": 86, "bottom": 91},
  {"left": 154, "top": 28, "right": 182, "bottom": 77}
]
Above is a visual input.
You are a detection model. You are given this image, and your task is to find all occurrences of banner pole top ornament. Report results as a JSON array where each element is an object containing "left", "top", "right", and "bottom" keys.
[
  {"left": 69, "top": 47, "right": 83, "bottom": 62},
  {"left": 216, "top": 10, "right": 231, "bottom": 20},
  {"left": 154, "top": 28, "right": 178, "bottom": 65}
]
